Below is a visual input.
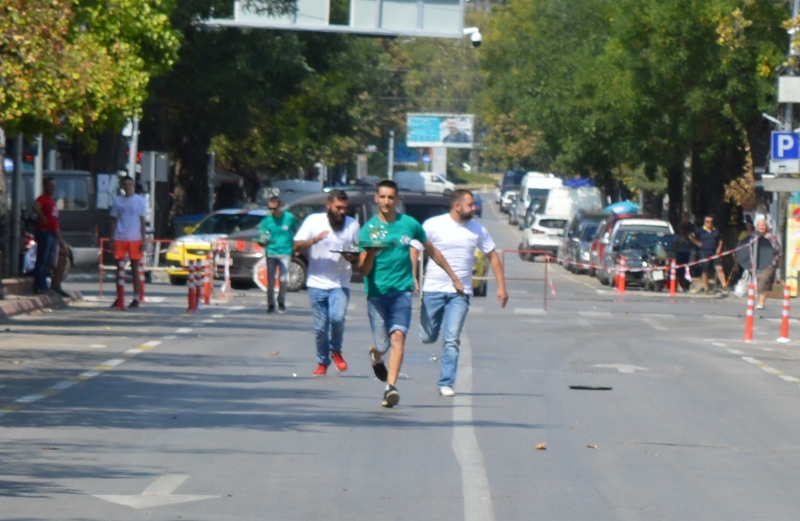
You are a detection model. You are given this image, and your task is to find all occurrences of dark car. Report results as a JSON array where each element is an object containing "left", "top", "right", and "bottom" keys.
[
  {"left": 562, "top": 211, "right": 608, "bottom": 273},
  {"left": 607, "top": 231, "right": 677, "bottom": 291},
  {"left": 221, "top": 191, "right": 404, "bottom": 291},
  {"left": 473, "top": 193, "right": 483, "bottom": 218}
]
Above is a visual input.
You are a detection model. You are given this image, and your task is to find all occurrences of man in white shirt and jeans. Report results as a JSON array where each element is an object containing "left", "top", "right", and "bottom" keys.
[
  {"left": 294, "top": 190, "right": 361, "bottom": 376},
  {"left": 420, "top": 189, "right": 508, "bottom": 397}
]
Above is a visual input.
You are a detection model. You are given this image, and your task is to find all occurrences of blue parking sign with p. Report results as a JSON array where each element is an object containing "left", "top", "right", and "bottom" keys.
[{"left": 772, "top": 132, "right": 800, "bottom": 160}]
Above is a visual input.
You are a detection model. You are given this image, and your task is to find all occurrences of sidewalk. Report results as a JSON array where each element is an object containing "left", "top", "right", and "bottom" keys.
[{"left": 0, "top": 278, "right": 82, "bottom": 319}]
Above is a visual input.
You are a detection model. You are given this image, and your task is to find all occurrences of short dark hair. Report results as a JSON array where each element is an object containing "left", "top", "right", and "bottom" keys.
[
  {"left": 377, "top": 180, "right": 397, "bottom": 194},
  {"left": 268, "top": 196, "right": 281, "bottom": 205},
  {"left": 450, "top": 189, "right": 473, "bottom": 207},
  {"left": 43, "top": 176, "right": 55, "bottom": 185},
  {"left": 120, "top": 175, "right": 133, "bottom": 183},
  {"left": 327, "top": 189, "right": 348, "bottom": 202}
]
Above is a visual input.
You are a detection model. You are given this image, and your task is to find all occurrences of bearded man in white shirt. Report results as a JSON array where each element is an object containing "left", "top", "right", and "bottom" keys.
[
  {"left": 420, "top": 189, "right": 508, "bottom": 397},
  {"left": 294, "top": 190, "right": 361, "bottom": 376}
]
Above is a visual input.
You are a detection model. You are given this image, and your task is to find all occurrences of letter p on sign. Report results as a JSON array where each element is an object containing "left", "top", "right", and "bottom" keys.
[{"left": 772, "top": 132, "right": 800, "bottom": 160}]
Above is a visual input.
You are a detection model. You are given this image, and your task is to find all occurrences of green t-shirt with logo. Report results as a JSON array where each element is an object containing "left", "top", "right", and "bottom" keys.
[
  {"left": 359, "top": 213, "right": 427, "bottom": 297},
  {"left": 259, "top": 212, "right": 298, "bottom": 256}
]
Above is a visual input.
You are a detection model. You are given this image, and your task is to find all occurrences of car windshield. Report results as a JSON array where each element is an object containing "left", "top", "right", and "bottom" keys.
[
  {"left": 194, "top": 213, "right": 264, "bottom": 235},
  {"left": 287, "top": 203, "right": 326, "bottom": 222},
  {"left": 581, "top": 225, "right": 598, "bottom": 241},
  {"left": 620, "top": 232, "right": 665, "bottom": 250},
  {"left": 403, "top": 203, "right": 449, "bottom": 223},
  {"left": 539, "top": 218, "right": 568, "bottom": 229},
  {"left": 527, "top": 188, "right": 549, "bottom": 200}
]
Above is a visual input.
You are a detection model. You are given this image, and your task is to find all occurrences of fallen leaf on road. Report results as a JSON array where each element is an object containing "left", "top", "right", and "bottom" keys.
[
  {"left": 535, "top": 443, "right": 547, "bottom": 450},
  {"left": 586, "top": 444, "right": 598, "bottom": 449},
  {"left": 268, "top": 351, "right": 280, "bottom": 357}
]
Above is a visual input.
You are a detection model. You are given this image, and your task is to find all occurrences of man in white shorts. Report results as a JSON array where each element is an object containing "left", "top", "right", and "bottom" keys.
[
  {"left": 294, "top": 190, "right": 360, "bottom": 376},
  {"left": 419, "top": 189, "right": 508, "bottom": 397}
]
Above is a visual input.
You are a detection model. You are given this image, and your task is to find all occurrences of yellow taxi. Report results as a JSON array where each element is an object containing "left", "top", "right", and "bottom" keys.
[
  {"left": 472, "top": 248, "right": 490, "bottom": 296},
  {"left": 165, "top": 208, "right": 269, "bottom": 285}
]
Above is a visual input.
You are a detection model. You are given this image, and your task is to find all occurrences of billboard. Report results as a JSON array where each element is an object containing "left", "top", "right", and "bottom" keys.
[{"left": 406, "top": 113, "right": 474, "bottom": 149}]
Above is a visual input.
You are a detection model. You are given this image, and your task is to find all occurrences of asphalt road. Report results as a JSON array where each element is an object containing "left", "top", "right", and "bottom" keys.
[{"left": 2, "top": 195, "right": 800, "bottom": 520}]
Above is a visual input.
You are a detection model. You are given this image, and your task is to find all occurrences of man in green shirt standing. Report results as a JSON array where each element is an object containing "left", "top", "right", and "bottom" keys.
[
  {"left": 259, "top": 196, "right": 298, "bottom": 313},
  {"left": 359, "top": 180, "right": 463, "bottom": 408}
]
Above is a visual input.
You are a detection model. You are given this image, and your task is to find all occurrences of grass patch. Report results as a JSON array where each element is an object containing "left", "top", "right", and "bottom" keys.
[{"left": 449, "top": 170, "right": 499, "bottom": 185}]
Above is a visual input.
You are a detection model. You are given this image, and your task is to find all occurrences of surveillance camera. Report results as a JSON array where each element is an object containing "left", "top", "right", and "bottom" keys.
[{"left": 471, "top": 31, "right": 482, "bottom": 48}]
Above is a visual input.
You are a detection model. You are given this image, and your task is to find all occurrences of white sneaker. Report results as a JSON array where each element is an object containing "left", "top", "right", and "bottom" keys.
[{"left": 439, "top": 386, "right": 455, "bottom": 397}]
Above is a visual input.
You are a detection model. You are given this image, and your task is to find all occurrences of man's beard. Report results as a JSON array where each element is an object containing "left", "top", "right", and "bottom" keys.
[
  {"left": 328, "top": 210, "right": 345, "bottom": 230},
  {"left": 458, "top": 209, "right": 473, "bottom": 221}
]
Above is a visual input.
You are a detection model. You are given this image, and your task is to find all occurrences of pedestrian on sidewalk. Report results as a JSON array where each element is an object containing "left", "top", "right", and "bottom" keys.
[
  {"left": 258, "top": 196, "right": 298, "bottom": 314},
  {"left": 754, "top": 219, "right": 782, "bottom": 310},
  {"left": 109, "top": 176, "right": 148, "bottom": 309},
  {"left": 293, "top": 190, "right": 360, "bottom": 376},
  {"left": 359, "top": 180, "right": 463, "bottom": 408},
  {"left": 419, "top": 189, "right": 508, "bottom": 398},
  {"left": 31, "top": 177, "right": 59, "bottom": 294},
  {"left": 690, "top": 215, "right": 728, "bottom": 293}
]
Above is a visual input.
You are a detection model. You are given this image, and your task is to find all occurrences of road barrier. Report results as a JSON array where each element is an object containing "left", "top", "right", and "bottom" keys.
[
  {"left": 616, "top": 256, "right": 626, "bottom": 295},
  {"left": 187, "top": 260, "right": 197, "bottom": 313},
  {"left": 669, "top": 260, "right": 677, "bottom": 297},
  {"left": 494, "top": 249, "right": 556, "bottom": 311},
  {"left": 779, "top": 285, "right": 791, "bottom": 343},
  {"left": 744, "top": 283, "right": 755, "bottom": 343},
  {"left": 99, "top": 238, "right": 172, "bottom": 299},
  {"left": 116, "top": 259, "right": 126, "bottom": 311}
]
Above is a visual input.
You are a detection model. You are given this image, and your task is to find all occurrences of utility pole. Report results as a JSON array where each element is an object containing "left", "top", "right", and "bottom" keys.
[
  {"left": 207, "top": 151, "right": 215, "bottom": 213},
  {"left": 387, "top": 130, "right": 395, "bottom": 181},
  {"left": 126, "top": 116, "right": 139, "bottom": 183},
  {"left": 34, "top": 135, "right": 43, "bottom": 198},
  {"left": 11, "top": 134, "right": 23, "bottom": 277}
]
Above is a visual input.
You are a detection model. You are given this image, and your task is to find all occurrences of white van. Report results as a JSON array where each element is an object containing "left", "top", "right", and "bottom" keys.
[
  {"left": 536, "top": 186, "right": 602, "bottom": 219},
  {"left": 394, "top": 171, "right": 455, "bottom": 195},
  {"left": 511, "top": 172, "right": 562, "bottom": 226}
]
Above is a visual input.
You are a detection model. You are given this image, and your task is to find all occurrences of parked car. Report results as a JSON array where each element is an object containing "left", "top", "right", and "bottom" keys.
[
  {"left": 499, "top": 189, "right": 518, "bottom": 214},
  {"left": 589, "top": 213, "right": 647, "bottom": 278},
  {"left": 561, "top": 211, "right": 609, "bottom": 272},
  {"left": 513, "top": 172, "right": 562, "bottom": 227},
  {"left": 520, "top": 215, "right": 570, "bottom": 262},
  {"left": 165, "top": 207, "right": 268, "bottom": 285},
  {"left": 496, "top": 169, "right": 526, "bottom": 202},
  {"left": 595, "top": 218, "right": 674, "bottom": 285},
  {"left": 473, "top": 193, "right": 483, "bottom": 218},
  {"left": 394, "top": 171, "right": 455, "bottom": 195},
  {"left": 606, "top": 231, "right": 677, "bottom": 291}
]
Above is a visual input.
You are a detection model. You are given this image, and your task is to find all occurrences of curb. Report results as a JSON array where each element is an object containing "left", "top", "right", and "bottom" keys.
[{"left": 0, "top": 290, "right": 83, "bottom": 319}]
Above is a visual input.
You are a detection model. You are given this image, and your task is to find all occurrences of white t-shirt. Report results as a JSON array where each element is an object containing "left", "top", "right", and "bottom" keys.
[
  {"left": 110, "top": 194, "right": 148, "bottom": 241},
  {"left": 422, "top": 214, "right": 496, "bottom": 295},
  {"left": 294, "top": 213, "right": 360, "bottom": 290}
]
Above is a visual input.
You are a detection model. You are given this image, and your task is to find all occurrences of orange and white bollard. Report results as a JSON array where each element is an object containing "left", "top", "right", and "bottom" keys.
[
  {"left": 204, "top": 254, "right": 212, "bottom": 305},
  {"left": 116, "top": 260, "right": 126, "bottom": 311},
  {"left": 138, "top": 265, "right": 146, "bottom": 304},
  {"left": 744, "top": 283, "right": 755, "bottom": 343},
  {"left": 778, "top": 284, "right": 791, "bottom": 343},
  {"left": 187, "top": 260, "right": 197, "bottom": 312},
  {"left": 669, "top": 259, "right": 677, "bottom": 297},
  {"left": 616, "top": 256, "right": 626, "bottom": 294}
]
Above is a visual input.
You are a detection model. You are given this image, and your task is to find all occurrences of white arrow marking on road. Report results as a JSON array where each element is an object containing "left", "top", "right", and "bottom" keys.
[
  {"left": 95, "top": 474, "right": 217, "bottom": 509},
  {"left": 593, "top": 364, "right": 650, "bottom": 374}
]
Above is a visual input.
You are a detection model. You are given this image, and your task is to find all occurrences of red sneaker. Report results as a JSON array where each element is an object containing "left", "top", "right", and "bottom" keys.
[
  {"left": 331, "top": 352, "right": 348, "bottom": 372},
  {"left": 313, "top": 364, "right": 328, "bottom": 377}
]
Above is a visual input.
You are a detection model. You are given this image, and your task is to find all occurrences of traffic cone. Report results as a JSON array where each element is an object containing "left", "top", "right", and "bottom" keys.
[
  {"left": 669, "top": 259, "right": 677, "bottom": 297},
  {"left": 116, "top": 260, "right": 126, "bottom": 311},
  {"left": 617, "top": 256, "right": 626, "bottom": 294},
  {"left": 187, "top": 260, "right": 196, "bottom": 312},
  {"left": 204, "top": 254, "right": 212, "bottom": 305},
  {"left": 138, "top": 264, "right": 146, "bottom": 304},
  {"left": 744, "top": 283, "right": 755, "bottom": 343}
]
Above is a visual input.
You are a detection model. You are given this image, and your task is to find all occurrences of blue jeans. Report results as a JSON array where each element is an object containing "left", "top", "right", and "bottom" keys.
[
  {"left": 366, "top": 291, "right": 413, "bottom": 354},
  {"left": 308, "top": 287, "right": 350, "bottom": 366},
  {"left": 419, "top": 292, "right": 470, "bottom": 387},
  {"left": 33, "top": 230, "right": 57, "bottom": 292},
  {"left": 267, "top": 255, "right": 290, "bottom": 307}
]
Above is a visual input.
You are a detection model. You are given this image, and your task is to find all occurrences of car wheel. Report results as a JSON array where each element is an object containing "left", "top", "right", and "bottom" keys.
[
  {"left": 598, "top": 269, "right": 609, "bottom": 285},
  {"left": 286, "top": 257, "right": 307, "bottom": 292},
  {"left": 168, "top": 274, "right": 187, "bottom": 286},
  {"left": 588, "top": 267, "right": 595, "bottom": 277},
  {"left": 653, "top": 281, "right": 665, "bottom": 293},
  {"left": 231, "top": 279, "right": 255, "bottom": 290},
  {"left": 443, "top": 189, "right": 452, "bottom": 196},
  {"left": 475, "top": 280, "right": 488, "bottom": 297}
]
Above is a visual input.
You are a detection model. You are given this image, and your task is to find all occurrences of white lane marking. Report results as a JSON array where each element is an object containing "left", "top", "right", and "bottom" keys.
[
  {"left": 647, "top": 314, "right": 676, "bottom": 319},
  {"left": 508, "top": 290, "right": 528, "bottom": 295},
  {"left": 781, "top": 375, "right": 800, "bottom": 382},
  {"left": 742, "top": 357, "right": 761, "bottom": 364},
  {"left": 175, "top": 328, "right": 192, "bottom": 334},
  {"left": 143, "top": 296, "right": 166, "bottom": 303},
  {"left": 577, "top": 318, "right": 592, "bottom": 328},
  {"left": 229, "top": 306, "right": 245, "bottom": 311},
  {"left": 50, "top": 380, "right": 77, "bottom": 391},
  {"left": 15, "top": 394, "right": 45, "bottom": 404},
  {"left": 703, "top": 315, "right": 737, "bottom": 320},
  {"left": 762, "top": 367, "right": 782, "bottom": 374},
  {"left": 642, "top": 318, "right": 667, "bottom": 331},
  {"left": 470, "top": 307, "right": 484, "bottom": 314},
  {"left": 727, "top": 349, "right": 743, "bottom": 355},
  {"left": 202, "top": 319, "right": 215, "bottom": 323},
  {"left": 95, "top": 474, "right": 217, "bottom": 509},
  {"left": 142, "top": 340, "right": 162, "bottom": 348},
  {"left": 212, "top": 314, "right": 225, "bottom": 318},
  {"left": 89, "top": 344, "right": 106, "bottom": 349},
  {"left": 100, "top": 359, "right": 125, "bottom": 367},
  {"left": 580, "top": 311, "right": 612, "bottom": 317},
  {"left": 347, "top": 304, "right": 357, "bottom": 311},
  {"left": 767, "top": 318, "right": 800, "bottom": 324},
  {"left": 593, "top": 364, "right": 650, "bottom": 374},
  {"left": 712, "top": 342, "right": 728, "bottom": 348},
  {"left": 453, "top": 334, "right": 496, "bottom": 521},
  {"left": 514, "top": 308, "right": 545, "bottom": 315},
  {"left": 80, "top": 370, "right": 101, "bottom": 378},
  {"left": 162, "top": 335, "right": 177, "bottom": 340}
]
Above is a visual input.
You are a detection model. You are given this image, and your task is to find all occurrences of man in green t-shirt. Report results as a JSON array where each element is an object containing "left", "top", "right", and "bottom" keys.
[
  {"left": 359, "top": 180, "right": 463, "bottom": 408},
  {"left": 258, "top": 196, "right": 299, "bottom": 313}
]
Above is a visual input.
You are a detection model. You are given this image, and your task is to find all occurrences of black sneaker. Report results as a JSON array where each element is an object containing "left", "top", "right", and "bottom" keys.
[
  {"left": 277, "top": 304, "right": 287, "bottom": 314},
  {"left": 53, "top": 287, "right": 70, "bottom": 298},
  {"left": 128, "top": 300, "right": 140, "bottom": 309},
  {"left": 110, "top": 299, "right": 121, "bottom": 309},
  {"left": 372, "top": 361, "right": 388, "bottom": 382},
  {"left": 267, "top": 306, "right": 276, "bottom": 314},
  {"left": 382, "top": 385, "right": 399, "bottom": 408}
]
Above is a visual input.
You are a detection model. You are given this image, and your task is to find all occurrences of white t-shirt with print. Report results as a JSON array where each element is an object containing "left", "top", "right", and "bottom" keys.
[
  {"left": 110, "top": 194, "right": 148, "bottom": 241},
  {"left": 422, "top": 213, "right": 496, "bottom": 295},
  {"left": 294, "top": 213, "right": 360, "bottom": 290}
]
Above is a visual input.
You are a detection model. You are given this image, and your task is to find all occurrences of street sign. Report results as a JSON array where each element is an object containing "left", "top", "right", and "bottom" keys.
[
  {"left": 770, "top": 132, "right": 800, "bottom": 174},
  {"left": 421, "top": 153, "right": 430, "bottom": 164}
]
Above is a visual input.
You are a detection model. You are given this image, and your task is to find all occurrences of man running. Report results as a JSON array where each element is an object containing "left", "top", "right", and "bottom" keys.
[
  {"left": 258, "top": 196, "right": 298, "bottom": 313},
  {"left": 359, "top": 180, "right": 463, "bottom": 408},
  {"left": 109, "top": 176, "right": 148, "bottom": 309},
  {"left": 420, "top": 189, "right": 508, "bottom": 397},
  {"left": 293, "top": 190, "right": 360, "bottom": 376}
]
